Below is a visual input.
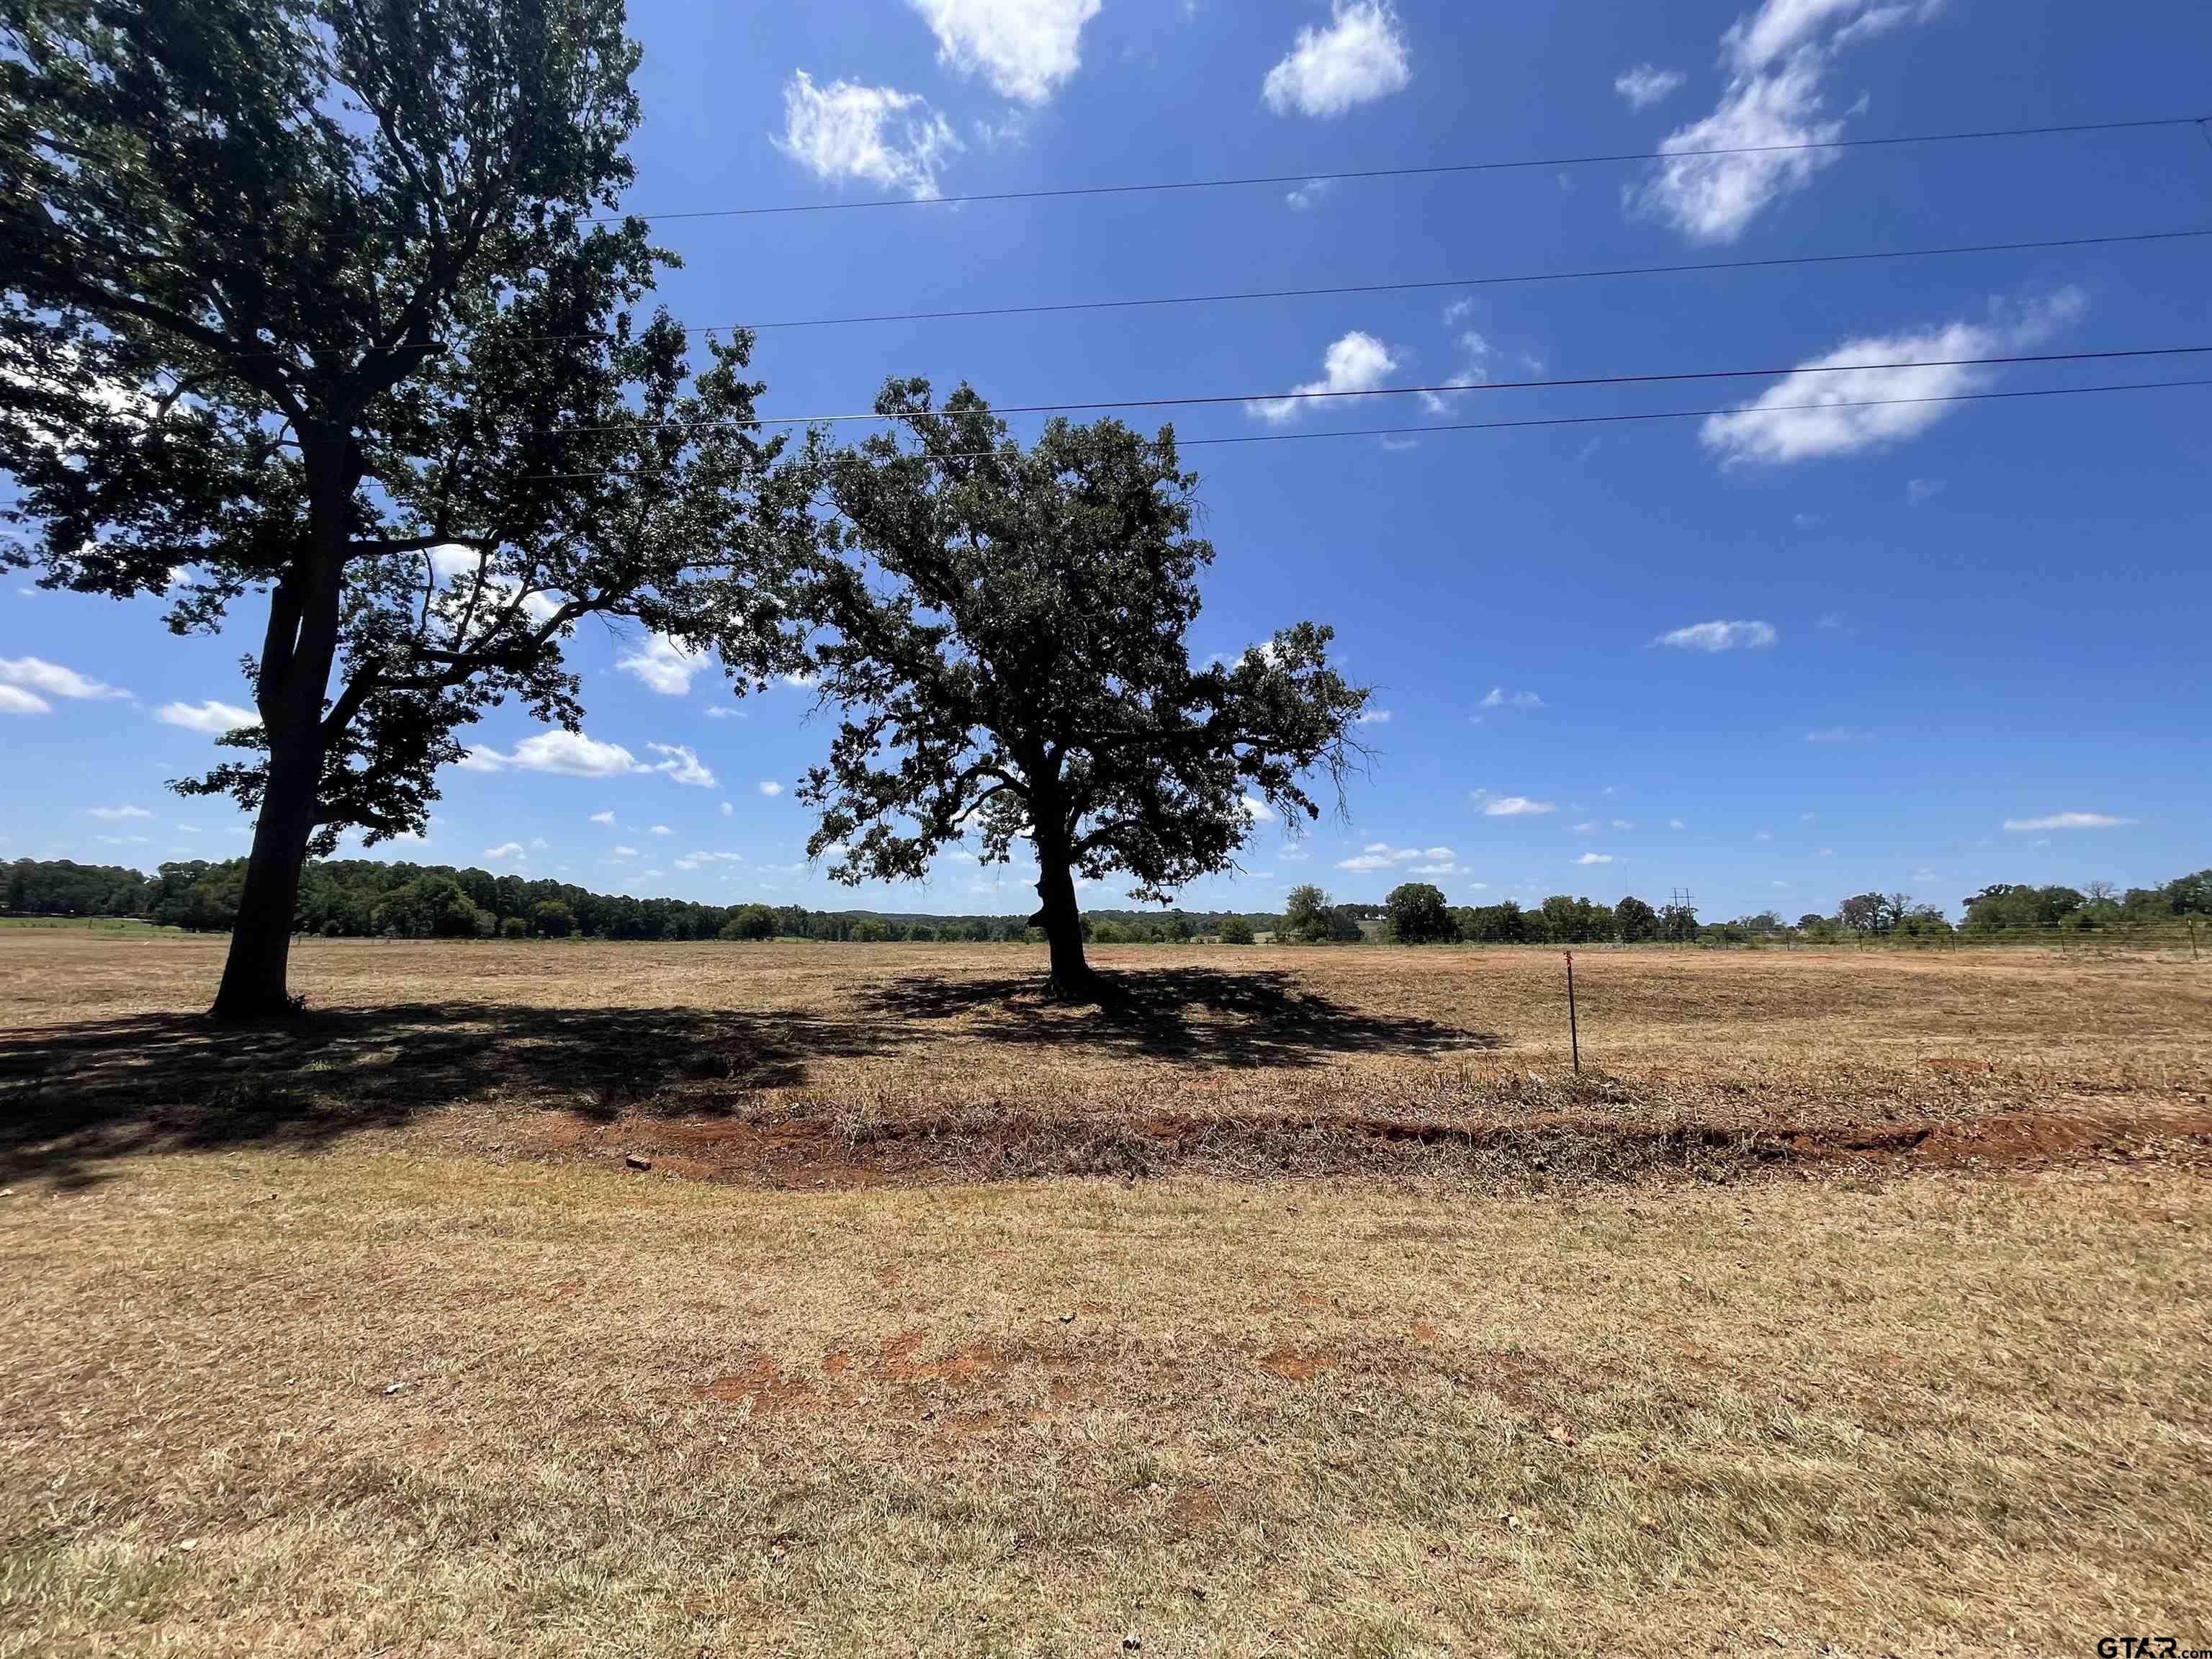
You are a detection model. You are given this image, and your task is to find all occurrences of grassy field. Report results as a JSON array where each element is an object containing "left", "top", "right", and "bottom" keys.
[{"left": 3, "top": 935, "right": 2208, "bottom": 1655}]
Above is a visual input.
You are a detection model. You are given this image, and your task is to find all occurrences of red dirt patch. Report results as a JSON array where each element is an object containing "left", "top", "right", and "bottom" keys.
[
  {"left": 1411, "top": 1321, "right": 1440, "bottom": 1345},
  {"left": 700, "top": 1356, "right": 816, "bottom": 1412},
  {"left": 532, "top": 1100, "right": 2212, "bottom": 1192},
  {"left": 1260, "top": 1344, "right": 1336, "bottom": 1382}
]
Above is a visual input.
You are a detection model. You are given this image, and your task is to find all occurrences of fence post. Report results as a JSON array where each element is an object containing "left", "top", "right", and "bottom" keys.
[{"left": 1565, "top": 950, "right": 1581, "bottom": 1074}]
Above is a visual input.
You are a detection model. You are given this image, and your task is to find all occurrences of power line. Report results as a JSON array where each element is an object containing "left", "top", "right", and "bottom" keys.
[
  {"left": 524, "top": 377, "right": 2212, "bottom": 479},
  {"left": 724, "top": 228, "right": 2212, "bottom": 333},
  {"left": 312, "top": 225, "right": 2212, "bottom": 356},
  {"left": 610, "top": 114, "right": 2209, "bottom": 221},
  {"left": 534, "top": 344, "right": 2212, "bottom": 433}
]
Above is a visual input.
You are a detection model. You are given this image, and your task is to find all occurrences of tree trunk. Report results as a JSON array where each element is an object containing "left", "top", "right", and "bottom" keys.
[
  {"left": 209, "top": 441, "right": 351, "bottom": 1020},
  {"left": 1031, "top": 853, "right": 1095, "bottom": 998},
  {"left": 209, "top": 724, "right": 321, "bottom": 1020}
]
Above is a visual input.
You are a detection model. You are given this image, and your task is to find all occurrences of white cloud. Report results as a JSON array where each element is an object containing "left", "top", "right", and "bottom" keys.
[
  {"left": 1907, "top": 477, "right": 1945, "bottom": 503},
  {"left": 1630, "top": 0, "right": 1945, "bottom": 243},
  {"left": 1611, "top": 819, "right": 1634, "bottom": 831},
  {"left": 1247, "top": 331, "right": 1401, "bottom": 425},
  {"left": 1, "top": 655, "right": 129, "bottom": 701},
  {"left": 1408, "top": 862, "right": 1464, "bottom": 877},
  {"left": 483, "top": 842, "right": 526, "bottom": 862},
  {"left": 1570, "top": 822, "right": 1595, "bottom": 835},
  {"left": 1699, "top": 289, "right": 2084, "bottom": 467},
  {"left": 618, "top": 632, "right": 707, "bottom": 696},
  {"left": 758, "top": 780, "right": 784, "bottom": 798},
  {"left": 649, "top": 824, "right": 673, "bottom": 836},
  {"left": 1614, "top": 63, "right": 1686, "bottom": 108},
  {"left": 1240, "top": 794, "right": 1275, "bottom": 823},
  {"left": 156, "top": 698, "right": 257, "bottom": 735},
  {"left": 1653, "top": 619, "right": 1777, "bottom": 652},
  {"left": 908, "top": 0, "right": 1101, "bottom": 104},
  {"left": 775, "top": 71, "right": 958, "bottom": 200},
  {"left": 1356, "top": 708, "right": 1393, "bottom": 726},
  {"left": 86, "top": 805, "right": 150, "bottom": 819},
  {"left": 611, "top": 845, "right": 639, "bottom": 858},
  {"left": 647, "top": 742, "right": 716, "bottom": 788},
  {"left": 1669, "top": 819, "right": 1686, "bottom": 830},
  {"left": 426, "top": 544, "right": 562, "bottom": 629},
  {"left": 1336, "top": 841, "right": 1453, "bottom": 873},
  {"left": 1806, "top": 726, "right": 1869, "bottom": 742},
  {"left": 1575, "top": 853, "right": 1615, "bottom": 865},
  {"left": 1262, "top": 1, "right": 1411, "bottom": 118},
  {"left": 1416, "top": 328, "right": 1496, "bottom": 415},
  {"left": 590, "top": 809, "right": 616, "bottom": 825},
  {"left": 1754, "top": 830, "right": 1774, "bottom": 841},
  {"left": 1285, "top": 177, "right": 1336, "bottom": 212},
  {"left": 1480, "top": 687, "right": 1543, "bottom": 709},
  {"left": 704, "top": 705, "right": 747, "bottom": 720},
  {"left": 468, "top": 730, "right": 645, "bottom": 778},
  {"left": 2002, "top": 811, "right": 2134, "bottom": 832},
  {"left": 1481, "top": 796, "right": 1555, "bottom": 817},
  {"left": 0, "top": 685, "right": 50, "bottom": 715},
  {"left": 721, "top": 801, "right": 734, "bottom": 817}
]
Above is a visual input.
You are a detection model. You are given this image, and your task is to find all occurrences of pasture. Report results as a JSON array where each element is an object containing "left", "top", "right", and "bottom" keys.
[{"left": 3, "top": 935, "right": 2208, "bottom": 1656}]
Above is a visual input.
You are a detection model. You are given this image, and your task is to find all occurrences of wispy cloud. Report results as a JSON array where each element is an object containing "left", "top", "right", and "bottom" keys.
[
  {"left": 1614, "top": 63, "right": 1685, "bottom": 108},
  {"left": 1629, "top": 0, "right": 1946, "bottom": 242},
  {"left": 156, "top": 698, "right": 257, "bottom": 735},
  {"left": 775, "top": 71, "right": 958, "bottom": 199},
  {"left": 1699, "top": 288, "right": 2083, "bottom": 467},
  {"left": 2002, "top": 811, "right": 2134, "bottom": 832},
  {"left": 1653, "top": 620, "right": 1777, "bottom": 652},
  {"left": 1, "top": 655, "right": 129, "bottom": 701}
]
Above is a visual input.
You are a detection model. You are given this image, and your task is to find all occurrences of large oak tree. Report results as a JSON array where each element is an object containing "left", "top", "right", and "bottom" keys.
[
  {"left": 0, "top": 0, "right": 809, "bottom": 1016},
  {"left": 799, "top": 381, "right": 1370, "bottom": 995}
]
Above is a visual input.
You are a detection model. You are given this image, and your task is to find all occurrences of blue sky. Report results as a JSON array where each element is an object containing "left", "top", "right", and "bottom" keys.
[{"left": 4, "top": 0, "right": 2208, "bottom": 919}]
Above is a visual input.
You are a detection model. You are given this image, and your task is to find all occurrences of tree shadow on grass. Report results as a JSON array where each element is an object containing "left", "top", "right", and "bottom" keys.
[
  {"left": 0, "top": 1002, "right": 891, "bottom": 1190},
  {"left": 857, "top": 966, "right": 1501, "bottom": 1069}
]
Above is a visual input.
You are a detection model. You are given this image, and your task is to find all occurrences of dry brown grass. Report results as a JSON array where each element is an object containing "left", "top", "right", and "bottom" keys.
[
  {"left": 2, "top": 934, "right": 2207, "bottom": 1187},
  {"left": 2, "top": 935, "right": 2210, "bottom": 1655}
]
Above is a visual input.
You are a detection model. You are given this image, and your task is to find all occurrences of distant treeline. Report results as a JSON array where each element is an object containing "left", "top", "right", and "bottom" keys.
[
  {"left": 6, "top": 857, "right": 2203, "bottom": 945},
  {"left": 1352, "top": 871, "right": 2211, "bottom": 946},
  {"left": 1, "top": 857, "right": 1287, "bottom": 943}
]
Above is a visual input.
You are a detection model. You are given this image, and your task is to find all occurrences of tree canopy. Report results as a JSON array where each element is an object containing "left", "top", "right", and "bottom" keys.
[
  {"left": 796, "top": 381, "right": 1370, "bottom": 993},
  {"left": 1384, "top": 881, "right": 1454, "bottom": 944},
  {"left": 0, "top": 0, "right": 808, "bottom": 1014}
]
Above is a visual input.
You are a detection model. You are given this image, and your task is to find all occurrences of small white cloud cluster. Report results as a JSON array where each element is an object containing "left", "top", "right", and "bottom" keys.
[
  {"left": 1263, "top": 1, "right": 1412, "bottom": 119},
  {"left": 1246, "top": 331, "right": 1401, "bottom": 425},
  {"left": 909, "top": 0, "right": 1100, "bottom": 104},
  {"left": 775, "top": 71, "right": 959, "bottom": 200},
  {"left": 1614, "top": 63, "right": 1685, "bottom": 109},
  {"left": 458, "top": 733, "right": 716, "bottom": 788},
  {"left": 1338, "top": 841, "right": 1455, "bottom": 873},
  {"left": 1631, "top": 0, "right": 1946, "bottom": 243}
]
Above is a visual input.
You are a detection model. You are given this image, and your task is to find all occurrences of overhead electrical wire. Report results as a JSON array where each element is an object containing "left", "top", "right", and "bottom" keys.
[
  {"left": 524, "top": 343, "right": 2212, "bottom": 435},
  {"left": 523, "top": 377, "right": 2212, "bottom": 481},
  {"left": 604, "top": 113, "right": 2209, "bottom": 221}
]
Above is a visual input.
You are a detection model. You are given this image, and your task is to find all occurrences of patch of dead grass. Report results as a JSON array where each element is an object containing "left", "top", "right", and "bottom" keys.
[{"left": 1, "top": 1154, "right": 2207, "bottom": 1655}]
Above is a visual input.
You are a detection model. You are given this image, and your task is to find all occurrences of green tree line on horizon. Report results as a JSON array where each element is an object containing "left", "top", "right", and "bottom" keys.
[{"left": 11, "top": 858, "right": 2201, "bottom": 948}]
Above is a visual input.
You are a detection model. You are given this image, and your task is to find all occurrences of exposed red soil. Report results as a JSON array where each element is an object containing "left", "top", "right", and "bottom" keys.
[{"left": 560, "top": 1102, "right": 2212, "bottom": 1190}]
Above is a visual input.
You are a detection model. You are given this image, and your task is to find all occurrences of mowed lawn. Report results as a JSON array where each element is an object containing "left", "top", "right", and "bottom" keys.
[{"left": 3, "top": 935, "right": 2209, "bottom": 1656}]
